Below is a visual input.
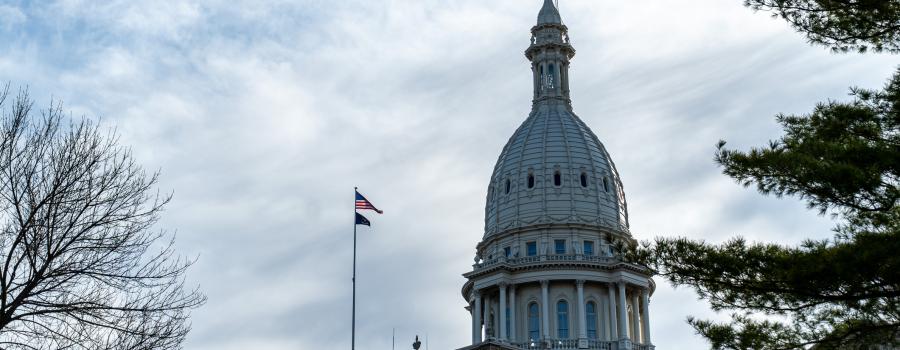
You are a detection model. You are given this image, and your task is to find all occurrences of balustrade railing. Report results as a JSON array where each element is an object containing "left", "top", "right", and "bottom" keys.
[
  {"left": 586, "top": 339, "right": 614, "bottom": 350},
  {"left": 473, "top": 254, "right": 617, "bottom": 271},
  {"left": 549, "top": 338, "right": 579, "bottom": 349},
  {"left": 511, "top": 339, "right": 616, "bottom": 350},
  {"left": 546, "top": 254, "right": 577, "bottom": 262},
  {"left": 513, "top": 341, "right": 543, "bottom": 350}
]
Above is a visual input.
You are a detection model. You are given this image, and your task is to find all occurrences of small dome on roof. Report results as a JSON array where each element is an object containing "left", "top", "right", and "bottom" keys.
[{"left": 537, "top": 0, "right": 562, "bottom": 25}]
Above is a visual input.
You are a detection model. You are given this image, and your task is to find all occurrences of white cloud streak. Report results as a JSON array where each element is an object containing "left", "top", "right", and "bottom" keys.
[{"left": 0, "top": 0, "right": 896, "bottom": 349}]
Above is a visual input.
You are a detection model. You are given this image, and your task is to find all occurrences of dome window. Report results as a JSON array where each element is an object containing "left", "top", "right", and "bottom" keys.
[
  {"left": 580, "top": 172, "right": 588, "bottom": 187},
  {"left": 539, "top": 65, "right": 545, "bottom": 92},
  {"left": 548, "top": 64, "right": 556, "bottom": 89},
  {"left": 554, "top": 239, "right": 566, "bottom": 254},
  {"left": 526, "top": 241, "right": 537, "bottom": 256},
  {"left": 603, "top": 177, "right": 610, "bottom": 192},
  {"left": 553, "top": 171, "right": 561, "bottom": 187},
  {"left": 505, "top": 179, "right": 511, "bottom": 194},
  {"left": 527, "top": 174, "right": 535, "bottom": 189}
]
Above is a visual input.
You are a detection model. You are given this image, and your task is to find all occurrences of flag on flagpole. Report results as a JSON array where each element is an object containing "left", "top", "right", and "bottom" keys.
[
  {"left": 355, "top": 212, "right": 371, "bottom": 226},
  {"left": 355, "top": 191, "right": 383, "bottom": 214}
]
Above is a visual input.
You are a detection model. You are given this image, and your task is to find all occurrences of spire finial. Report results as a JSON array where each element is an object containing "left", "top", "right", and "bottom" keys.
[
  {"left": 537, "top": 0, "right": 562, "bottom": 25},
  {"left": 527, "top": 0, "right": 574, "bottom": 103}
]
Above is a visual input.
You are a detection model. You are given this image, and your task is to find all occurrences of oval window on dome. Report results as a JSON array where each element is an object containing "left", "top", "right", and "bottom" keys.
[
  {"left": 527, "top": 174, "right": 535, "bottom": 189},
  {"left": 553, "top": 171, "right": 561, "bottom": 187},
  {"left": 603, "top": 177, "right": 610, "bottom": 192},
  {"left": 580, "top": 172, "right": 588, "bottom": 187}
]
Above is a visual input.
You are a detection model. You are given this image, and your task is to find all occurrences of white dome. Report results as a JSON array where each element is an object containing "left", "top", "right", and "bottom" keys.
[{"left": 484, "top": 99, "right": 629, "bottom": 237}]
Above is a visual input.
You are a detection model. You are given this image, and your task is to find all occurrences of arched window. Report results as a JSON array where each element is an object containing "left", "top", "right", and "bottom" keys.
[
  {"left": 553, "top": 171, "right": 561, "bottom": 186},
  {"left": 557, "top": 300, "right": 569, "bottom": 339},
  {"left": 548, "top": 64, "right": 556, "bottom": 88},
  {"left": 506, "top": 179, "right": 511, "bottom": 194},
  {"left": 540, "top": 65, "right": 545, "bottom": 91},
  {"left": 580, "top": 172, "right": 588, "bottom": 187},
  {"left": 603, "top": 177, "right": 610, "bottom": 192},
  {"left": 586, "top": 302, "right": 598, "bottom": 339},
  {"left": 527, "top": 174, "right": 535, "bottom": 189},
  {"left": 528, "top": 302, "right": 540, "bottom": 340}
]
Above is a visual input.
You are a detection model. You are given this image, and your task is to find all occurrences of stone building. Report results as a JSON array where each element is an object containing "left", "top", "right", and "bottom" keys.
[{"left": 459, "top": 1, "right": 655, "bottom": 350}]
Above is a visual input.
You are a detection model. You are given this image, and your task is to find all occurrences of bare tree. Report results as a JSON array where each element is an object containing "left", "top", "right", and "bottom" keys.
[{"left": 0, "top": 85, "right": 206, "bottom": 350}]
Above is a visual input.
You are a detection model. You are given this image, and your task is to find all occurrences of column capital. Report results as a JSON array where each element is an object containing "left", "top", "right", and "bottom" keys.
[
  {"left": 576, "top": 279, "right": 586, "bottom": 287},
  {"left": 473, "top": 290, "right": 482, "bottom": 298},
  {"left": 540, "top": 279, "right": 550, "bottom": 287},
  {"left": 509, "top": 283, "right": 517, "bottom": 292},
  {"left": 499, "top": 282, "right": 508, "bottom": 290}
]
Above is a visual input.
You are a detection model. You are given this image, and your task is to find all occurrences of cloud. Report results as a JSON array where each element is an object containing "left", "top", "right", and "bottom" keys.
[
  {"left": 0, "top": 4, "right": 26, "bottom": 30},
  {"left": 0, "top": 0, "right": 896, "bottom": 349}
]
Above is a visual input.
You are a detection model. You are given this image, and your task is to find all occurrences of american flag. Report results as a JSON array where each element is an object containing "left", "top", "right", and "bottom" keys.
[{"left": 355, "top": 191, "right": 383, "bottom": 214}]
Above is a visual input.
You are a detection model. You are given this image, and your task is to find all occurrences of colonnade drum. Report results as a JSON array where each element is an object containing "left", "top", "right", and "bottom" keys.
[
  {"left": 458, "top": 1, "right": 656, "bottom": 350},
  {"left": 465, "top": 278, "right": 652, "bottom": 350}
]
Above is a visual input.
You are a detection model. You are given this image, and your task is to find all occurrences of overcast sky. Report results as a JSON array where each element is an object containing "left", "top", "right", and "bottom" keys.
[{"left": 0, "top": 0, "right": 897, "bottom": 349}]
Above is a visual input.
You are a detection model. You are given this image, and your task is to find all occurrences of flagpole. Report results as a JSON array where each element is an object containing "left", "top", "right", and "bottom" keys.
[{"left": 352, "top": 186, "right": 358, "bottom": 350}]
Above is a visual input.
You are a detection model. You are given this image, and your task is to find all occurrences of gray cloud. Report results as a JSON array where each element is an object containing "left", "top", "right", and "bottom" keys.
[{"left": 0, "top": 0, "right": 896, "bottom": 349}]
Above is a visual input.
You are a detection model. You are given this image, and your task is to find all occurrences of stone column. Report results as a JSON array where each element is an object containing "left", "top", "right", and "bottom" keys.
[
  {"left": 642, "top": 288, "right": 652, "bottom": 345},
  {"left": 601, "top": 297, "right": 610, "bottom": 340},
  {"left": 484, "top": 294, "right": 492, "bottom": 339},
  {"left": 510, "top": 284, "right": 518, "bottom": 341},
  {"left": 631, "top": 292, "right": 641, "bottom": 342},
  {"left": 499, "top": 283, "right": 508, "bottom": 341},
  {"left": 473, "top": 292, "right": 482, "bottom": 344},
  {"left": 606, "top": 283, "right": 617, "bottom": 341},
  {"left": 541, "top": 280, "right": 550, "bottom": 340},
  {"left": 576, "top": 280, "right": 587, "bottom": 340},
  {"left": 617, "top": 282, "right": 628, "bottom": 340}
]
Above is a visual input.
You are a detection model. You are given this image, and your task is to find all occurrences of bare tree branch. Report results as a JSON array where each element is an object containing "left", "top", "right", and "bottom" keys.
[{"left": 0, "top": 86, "right": 206, "bottom": 350}]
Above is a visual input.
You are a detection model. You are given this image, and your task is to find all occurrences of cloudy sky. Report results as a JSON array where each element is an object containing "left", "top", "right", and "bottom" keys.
[{"left": 0, "top": 0, "right": 897, "bottom": 349}]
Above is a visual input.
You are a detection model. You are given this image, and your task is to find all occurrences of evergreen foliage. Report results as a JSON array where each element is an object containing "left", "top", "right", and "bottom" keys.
[
  {"left": 745, "top": 0, "right": 900, "bottom": 53},
  {"left": 637, "top": 70, "right": 900, "bottom": 350},
  {"left": 634, "top": 3, "right": 900, "bottom": 346}
]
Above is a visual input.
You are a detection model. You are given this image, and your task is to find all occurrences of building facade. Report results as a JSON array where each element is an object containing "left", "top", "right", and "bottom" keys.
[{"left": 459, "top": 1, "right": 655, "bottom": 350}]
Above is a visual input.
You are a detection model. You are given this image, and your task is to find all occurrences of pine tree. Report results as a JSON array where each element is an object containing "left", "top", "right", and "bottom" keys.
[
  {"left": 744, "top": 0, "right": 900, "bottom": 53},
  {"left": 638, "top": 71, "right": 900, "bottom": 349},
  {"left": 635, "top": 1, "right": 900, "bottom": 349}
]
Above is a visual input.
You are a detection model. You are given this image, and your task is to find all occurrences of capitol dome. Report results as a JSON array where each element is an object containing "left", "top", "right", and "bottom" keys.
[
  {"left": 460, "top": 2, "right": 655, "bottom": 350},
  {"left": 484, "top": 101, "right": 629, "bottom": 237},
  {"left": 483, "top": 3, "right": 629, "bottom": 239}
]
